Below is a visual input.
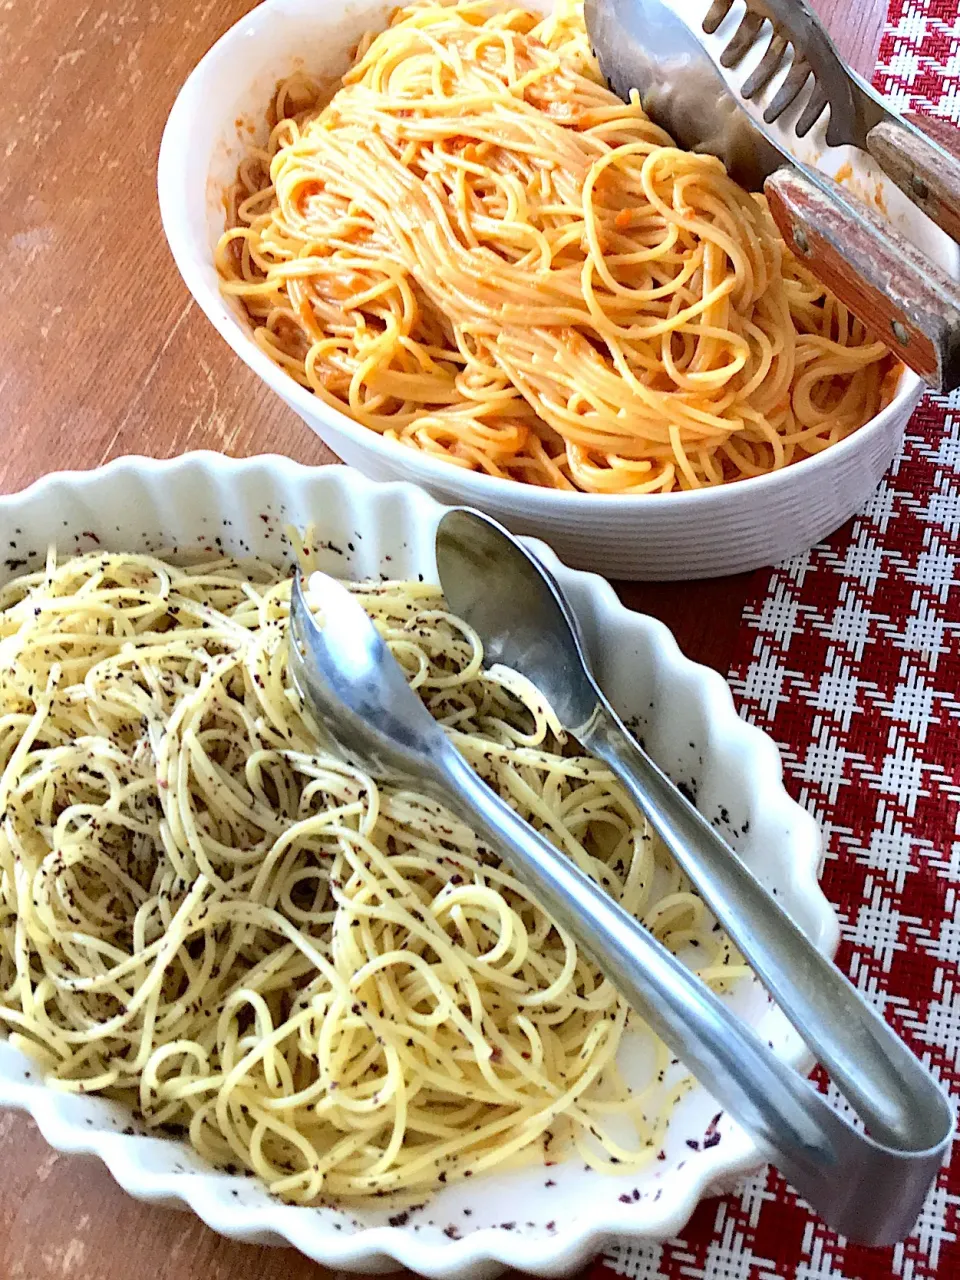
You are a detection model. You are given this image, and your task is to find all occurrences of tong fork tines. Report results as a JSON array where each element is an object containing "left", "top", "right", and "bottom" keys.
[{"left": 705, "top": 0, "right": 960, "bottom": 246}]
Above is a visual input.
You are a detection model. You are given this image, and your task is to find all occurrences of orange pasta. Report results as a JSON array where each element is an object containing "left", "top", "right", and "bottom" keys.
[{"left": 216, "top": 0, "right": 895, "bottom": 493}]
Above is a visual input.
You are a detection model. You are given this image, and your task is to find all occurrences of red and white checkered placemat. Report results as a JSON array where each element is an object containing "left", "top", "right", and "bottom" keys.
[{"left": 592, "top": 4, "right": 960, "bottom": 1276}]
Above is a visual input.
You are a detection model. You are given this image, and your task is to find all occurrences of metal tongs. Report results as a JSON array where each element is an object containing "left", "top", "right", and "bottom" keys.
[
  {"left": 288, "top": 509, "right": 953, "bottom": 1248},
  {"left": 585, "top": 0, "right": 960, "bottom": 391}
]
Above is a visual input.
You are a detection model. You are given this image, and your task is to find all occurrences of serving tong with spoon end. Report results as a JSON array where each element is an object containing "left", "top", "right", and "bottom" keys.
[
  {"left": 585, "top": 0, "right": 960, "bottom": 391},
  {"left": 288, "top": 513, "right": 952, "bottom": 1247}
]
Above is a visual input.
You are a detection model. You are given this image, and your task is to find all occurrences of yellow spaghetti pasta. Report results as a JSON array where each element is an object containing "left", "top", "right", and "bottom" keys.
[
  {"left": 0, "top": 544, "right": 745, "bottom": 1201},
  {"left": 217, "top": 0, "right": 896, "bottom": 494}
]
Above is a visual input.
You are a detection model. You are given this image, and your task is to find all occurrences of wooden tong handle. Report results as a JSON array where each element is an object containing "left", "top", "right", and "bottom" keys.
[
  {"left": 764, "top": 165, "right": 960, "bottom": 393},
  {"left": 866, "top": 118, "right": 960, "bottom": 245}
]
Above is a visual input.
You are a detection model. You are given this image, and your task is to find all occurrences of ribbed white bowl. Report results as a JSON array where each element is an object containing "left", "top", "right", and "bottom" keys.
[
  {"left": 157, "top": 0, "right": 958, "bottom": 580},
  {"left": 0, "top": 453, "right": 833, "bottom": 1277}
]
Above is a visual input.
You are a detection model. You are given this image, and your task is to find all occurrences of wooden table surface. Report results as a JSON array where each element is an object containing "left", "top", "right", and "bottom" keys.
[{"left": 0, "top": 1, "right": 887, "bottom": 1276}]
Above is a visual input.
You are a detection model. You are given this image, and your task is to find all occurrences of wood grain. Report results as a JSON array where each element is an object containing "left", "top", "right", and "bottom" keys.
[
  {"left": 0, "top": 0, "right": 887, "bottom": 1276},
  {"left": 765, "top": 164, "right": 960, "bottom": 390},
  {"left": 867, "top": 118, "right": 960, "bottom": 246}
]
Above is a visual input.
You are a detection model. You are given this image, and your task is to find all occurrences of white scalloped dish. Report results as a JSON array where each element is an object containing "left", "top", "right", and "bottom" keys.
[{"left": 0, "top": 455, "right": 833, "bottom": 1278}]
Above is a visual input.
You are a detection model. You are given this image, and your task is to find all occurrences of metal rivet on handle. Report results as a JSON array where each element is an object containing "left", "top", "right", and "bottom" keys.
[
  {"left": 911, "top": 174, "right": 929, "bottom": 201},
  {"left": 891, "top": 320, "right": 911, "bottom": 345},
  {"left": 793, "top": 226, "right": 810, "bottom": 255}
]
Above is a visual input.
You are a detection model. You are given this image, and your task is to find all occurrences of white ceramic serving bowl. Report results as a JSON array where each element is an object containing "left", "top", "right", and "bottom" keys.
[
  {"left": 158, "top": 0, "right": 958, "bottom": 580},
  {"left": 0, "top": 453, "right": 831, "bottom": 1277}
]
